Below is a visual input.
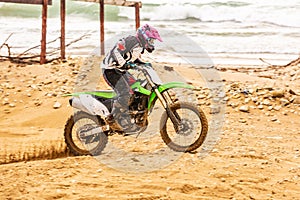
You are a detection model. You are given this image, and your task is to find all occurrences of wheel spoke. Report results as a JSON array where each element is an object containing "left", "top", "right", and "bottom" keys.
[
  {"left": 64, "top": 111, "right": 108, "bottom": 156},
  {"left": 160, "top": 102, "right": 208, "bottom": 152}
]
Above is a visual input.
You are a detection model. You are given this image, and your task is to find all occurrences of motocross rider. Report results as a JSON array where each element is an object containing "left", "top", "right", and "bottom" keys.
[{"left": 102, "top": 24, "right": 163, "bottom": 129}]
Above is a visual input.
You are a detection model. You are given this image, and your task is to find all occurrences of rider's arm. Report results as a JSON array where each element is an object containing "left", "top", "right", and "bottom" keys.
[
  {"left": 133, "top": 58, "right": 146, "bottom": 65},
  {"left": 110, "top": 36, "right": 143, "bottom": 69},
  {"left": 131, "top": 47, "right": 142, "bottom": 62}
]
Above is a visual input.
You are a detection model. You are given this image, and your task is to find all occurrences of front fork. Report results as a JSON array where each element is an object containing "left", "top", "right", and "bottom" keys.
[
  {"left": 144, "top": 71, "right": 181, "bottom": 127},
  {"left": 155, "top": 87, "right": 181, "bottom": 127}
]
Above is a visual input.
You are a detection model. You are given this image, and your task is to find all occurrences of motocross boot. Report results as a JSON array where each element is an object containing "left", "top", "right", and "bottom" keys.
[{"left": 105, "top": 100, "right": 127, "bottom": 131}]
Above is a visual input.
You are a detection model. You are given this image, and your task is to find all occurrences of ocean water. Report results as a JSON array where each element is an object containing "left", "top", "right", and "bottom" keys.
[{"left": 0, "top": 0, "right": 299, "bottom": 65}]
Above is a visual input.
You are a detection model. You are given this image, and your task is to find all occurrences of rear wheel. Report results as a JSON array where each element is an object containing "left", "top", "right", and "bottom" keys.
[
  {"left": 160, "top": 102, "right": 208, "bottom": 152},
  {"left": 64, "top": 111, "right": 108, "bottom": 156}
]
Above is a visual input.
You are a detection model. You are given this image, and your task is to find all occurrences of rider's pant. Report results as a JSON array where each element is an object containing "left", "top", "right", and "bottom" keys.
[{"left": 103, "top": 68, "right": 135, "bottom": 110}]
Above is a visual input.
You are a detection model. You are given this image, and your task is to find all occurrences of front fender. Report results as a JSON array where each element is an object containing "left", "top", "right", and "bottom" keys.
[{"left": 148, "top": 82, "right": 194, "bottom": 109}]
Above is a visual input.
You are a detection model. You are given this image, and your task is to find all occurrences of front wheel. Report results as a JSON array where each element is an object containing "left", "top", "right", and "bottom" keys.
[
  {"left": 64, "top": 111, "right": 108, "bottom": 156},
  {"left": 160, "top": 102, "right": 208, "bottom": 152}
]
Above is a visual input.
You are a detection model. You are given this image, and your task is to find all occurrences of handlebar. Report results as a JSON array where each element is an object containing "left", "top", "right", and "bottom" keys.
[{"left": 127, "top": 62, "right": 152, "bottom": 71}]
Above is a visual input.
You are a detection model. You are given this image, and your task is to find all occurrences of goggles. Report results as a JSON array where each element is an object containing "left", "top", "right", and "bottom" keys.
[{"left": 147, "top": 38, "right": 155, "bottom": 45}]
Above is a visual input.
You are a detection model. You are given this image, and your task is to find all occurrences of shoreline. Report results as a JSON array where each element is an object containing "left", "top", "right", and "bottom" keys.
[{"left": 63, "top": 50, "right": 300, "bottom": 67}]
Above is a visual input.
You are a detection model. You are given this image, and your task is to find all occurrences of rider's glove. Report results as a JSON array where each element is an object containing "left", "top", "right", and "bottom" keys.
[{"left": 123, "top": 61, "right": 135, "bottom": 69}]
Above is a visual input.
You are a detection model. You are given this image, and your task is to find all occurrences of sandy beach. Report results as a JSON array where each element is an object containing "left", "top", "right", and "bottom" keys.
[{"left": 0, "top": 56, "right": 300, "bottom": 199}]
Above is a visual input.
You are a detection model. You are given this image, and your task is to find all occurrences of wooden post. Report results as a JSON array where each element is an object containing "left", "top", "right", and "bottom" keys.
[
  {"left": 135, "top": 2, "right": 140, "bottom": 30},
  {"left": 40, "top": 0, "right": 48, "bottom": 64},
  {"left": 60, "top": 0, "right": 65, "bottom": 60},
  {"left": 100, "top": 0, "right": 104, "bottom": 55}
]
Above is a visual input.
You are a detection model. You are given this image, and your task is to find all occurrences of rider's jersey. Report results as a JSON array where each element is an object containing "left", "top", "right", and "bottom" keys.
[{"left": 102, "top": 35, "right": 143, "bottom": 70}]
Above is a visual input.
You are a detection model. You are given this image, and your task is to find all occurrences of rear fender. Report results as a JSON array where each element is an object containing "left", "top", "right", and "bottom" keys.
[{"left": 69, "top": 94, "right": 110, "bottom": 117}]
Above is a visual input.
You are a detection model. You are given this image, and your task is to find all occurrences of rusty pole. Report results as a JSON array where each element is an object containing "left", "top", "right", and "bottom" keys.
[
  {"left": 100, "top": 0, "right": 104, "bottom": 55},
  {"left": 60, "top": 0, "right": 66, "bottom": 60},
  {"left": 135, "top": 2, "right": 140, "bottom": 30},
  {"left": 40, "top": 0, "right": 48, "bottom": 64}
]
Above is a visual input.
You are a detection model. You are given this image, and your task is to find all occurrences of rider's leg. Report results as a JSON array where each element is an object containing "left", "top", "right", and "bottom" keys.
[
  {"left": 103, "top": 68, "right": 132, "bottom": 110},
  {"left": 103, "top": 69, "right": 132, "bottom": 129}
]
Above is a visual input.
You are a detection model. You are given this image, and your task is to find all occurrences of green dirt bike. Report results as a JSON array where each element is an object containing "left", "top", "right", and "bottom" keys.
[{"left": 63, "top": 63, "right": 208, "bottom": 156}]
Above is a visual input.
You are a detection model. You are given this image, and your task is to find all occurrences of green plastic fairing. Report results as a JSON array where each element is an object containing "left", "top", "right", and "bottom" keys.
[{"left": 130, "top": 82, "right": 151, "bottom": 95}]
